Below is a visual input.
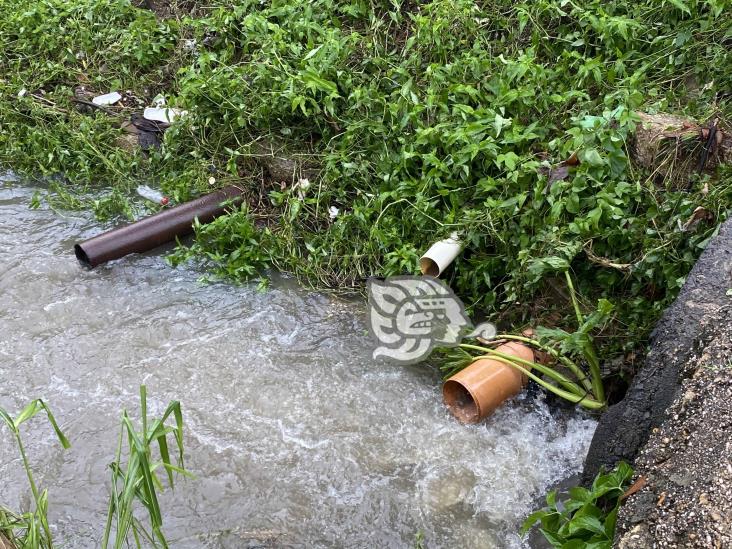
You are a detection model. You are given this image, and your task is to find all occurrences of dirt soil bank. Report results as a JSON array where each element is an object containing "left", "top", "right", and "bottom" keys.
[
  {"left": 582, "top": 218, "right": 732, "bottom": 547},
  {"left": 616, "top": 320, "right": 732, "bottom": 547}
]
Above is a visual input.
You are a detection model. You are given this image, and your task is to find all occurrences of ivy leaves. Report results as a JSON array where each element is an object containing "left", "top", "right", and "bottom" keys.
[{"left": 521, "top": 462, "right": 634, "bottom": 548}]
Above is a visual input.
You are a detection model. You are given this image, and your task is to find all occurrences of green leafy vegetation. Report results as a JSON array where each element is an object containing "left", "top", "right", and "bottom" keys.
[
  {"left": 0, "top": 0, "right": 730, "bottom": 364},
  {"left": 0, "top": 388, "right": 187, "bottom": 549},
  {"left": 521, "top": 462, "right": 634, "bottom": 548}
]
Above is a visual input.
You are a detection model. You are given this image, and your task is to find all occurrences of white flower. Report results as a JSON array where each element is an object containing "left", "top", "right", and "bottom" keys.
[{"left": 328, "top": 206, "right": 339, "bottom": 220}]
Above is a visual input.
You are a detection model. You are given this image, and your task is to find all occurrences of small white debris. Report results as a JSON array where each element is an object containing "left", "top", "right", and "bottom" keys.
[
  {"left": 293, "top": 178, "right": 311, "bottom": 200},
  {"left": 143, "top": 107, "right": 188, "bottom": 123},
  {"left": 17, "top": 88, "right": 27, "bottom": 98},
  {"left": 328, "top": 206, "right": 339, "bottom": 220},
  {"left": 208, "top": 176, "right": 216, "bottom": 185},
  {"left": 136, "top": 184, "right": 165, "bottom": 203},
  {"left": 92, "top": 91, "right": 122, "bottom": 106}
]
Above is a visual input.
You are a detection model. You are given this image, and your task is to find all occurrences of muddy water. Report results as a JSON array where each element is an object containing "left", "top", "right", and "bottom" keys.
[{"left": 0, "top": 176, "right": 596, "bottom": 548}]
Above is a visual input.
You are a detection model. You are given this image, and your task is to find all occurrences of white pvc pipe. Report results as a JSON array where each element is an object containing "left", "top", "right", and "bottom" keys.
[{"left": 419, "top": 232, "right": 461, "bottom": 276}]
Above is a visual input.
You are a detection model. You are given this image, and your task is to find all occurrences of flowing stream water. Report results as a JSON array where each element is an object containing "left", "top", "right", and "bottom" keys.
[{"left": 0, "top": 176, "right": 597, "bottom": 548}]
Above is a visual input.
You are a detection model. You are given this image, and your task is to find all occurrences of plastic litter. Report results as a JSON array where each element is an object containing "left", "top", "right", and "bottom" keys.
[
  {"left": 136, "top": 185, "right": 167, "bottom": 204},
  {"left": 92, "top": 91, "right": 122, "bottom": 106},
  {"left": 143, "top": 107, "right": 187, "bottom": 124}
]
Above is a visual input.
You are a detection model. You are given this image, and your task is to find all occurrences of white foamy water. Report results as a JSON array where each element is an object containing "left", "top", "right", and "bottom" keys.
[{"left": 0, "top": 176, "right": 596, "bottom": 548}]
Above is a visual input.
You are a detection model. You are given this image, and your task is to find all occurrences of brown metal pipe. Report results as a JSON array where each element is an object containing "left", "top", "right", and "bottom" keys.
[
  {"left": 443, "top": 342, "right": 534, "bottom": 423},
  {"left": 74, "top": 185, "right": 244, "bottom": 268}
]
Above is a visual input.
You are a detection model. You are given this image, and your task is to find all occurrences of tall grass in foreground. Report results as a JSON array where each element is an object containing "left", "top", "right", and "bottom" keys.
[
  {"left": 103, "top": 386, "right": 188, "bottom": 549},
  {"left": 0, "top": 400, "right": 69, "bottom": 549},
  {"left": 0, "top": 387, "right": 187, "bottom": 549}
]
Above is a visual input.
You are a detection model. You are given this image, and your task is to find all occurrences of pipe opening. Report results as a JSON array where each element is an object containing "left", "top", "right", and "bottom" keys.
[
  {"left": 443, "top": 380, "right": 479, "bottom": 424},
  {"left": 419, "top": 257, "right": 440, "bottom": 277},
  {"left": 74, "top": 244, "right": 91, "bottom": 267}
]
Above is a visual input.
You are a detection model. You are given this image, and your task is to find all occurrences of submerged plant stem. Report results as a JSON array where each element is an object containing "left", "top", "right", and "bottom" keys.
[
  {"left": 564, "top": 272, "right": 606, "bottom": 404},
  {"left": 458, "top": 343, "right": 605, "bottom": 410},
  {"left": 495, "top": 334, "right": 594, "bottom": 393},
  {"left": 459, "top": 343, "right": 585, "bottom": 396}
]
